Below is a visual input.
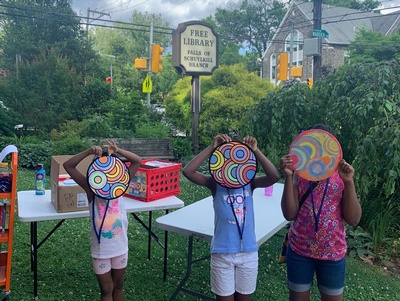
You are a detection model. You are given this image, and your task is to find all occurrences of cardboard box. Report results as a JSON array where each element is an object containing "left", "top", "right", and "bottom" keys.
[
  {"left": 125, "top": 159, "right": 181, "bottom": 202},
  {"left": 51, "top": 155, "right": 94, "bottom": 213}
]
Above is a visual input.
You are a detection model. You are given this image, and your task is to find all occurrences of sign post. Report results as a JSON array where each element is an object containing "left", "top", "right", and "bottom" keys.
[{"left": 172, "top": 21, "right": 218, "bottom": 154}]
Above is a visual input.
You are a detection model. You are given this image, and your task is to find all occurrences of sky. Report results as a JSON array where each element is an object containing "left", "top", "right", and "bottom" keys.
[
  {"left": 71, "top": 0, "right": 400, "bottom": 29},
  {"left": 71, "top": 0, "right": 240, "bottom": 28}
]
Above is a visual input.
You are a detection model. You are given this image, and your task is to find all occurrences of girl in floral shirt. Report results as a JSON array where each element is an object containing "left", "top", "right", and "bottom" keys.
[
  {"left": 279, "top": 124, "right": 361, "bottom": 301},
  {"left": 64, "top": 140, "right": 141, "bottom": 301}
]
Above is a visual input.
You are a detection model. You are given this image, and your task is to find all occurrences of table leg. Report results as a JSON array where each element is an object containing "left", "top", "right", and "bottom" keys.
[
  {"left": 169, "top": 236, "right": 215, "bottom": 301},
  {"left": 30, "top": 222, "right": 38, "bottom": 299},
  {"left": 29, "top": 219, "right": 65, "bottom": 299},
  {"left": 163, "top": 209, "right": 169, "bottom": 282},
  {"left": 148, "top": 211, "right": 152, "bottom": 260}
]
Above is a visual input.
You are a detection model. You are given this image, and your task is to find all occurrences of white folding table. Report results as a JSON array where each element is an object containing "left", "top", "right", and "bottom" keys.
[
  {"left": 156, "top": 183, "right": 288, "bottom": 300},
  {"left": 17, "top": 190, "right": 184, "bottom": 299}
]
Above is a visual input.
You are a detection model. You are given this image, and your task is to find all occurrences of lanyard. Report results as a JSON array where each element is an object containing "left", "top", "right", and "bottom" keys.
[
  {"left": 227, "top": 187, "right": 246, "bottom": 251},
  {"left": 310, "top": 178, "right": 330, "bottom": 233},
  {"left": 92, "top": 197, "right": 110, "bottom": 244}
]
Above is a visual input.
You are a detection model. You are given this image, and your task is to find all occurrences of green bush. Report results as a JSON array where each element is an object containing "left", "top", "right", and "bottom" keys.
[
  {"left": 51, "top": 136, "right": 91, "bottom": 157},
  {"left": 135, "top": 122, "right": 171, "bottom": 138},
  {"left": 172, "top": 137, "right": 192, "bottom": 161}
]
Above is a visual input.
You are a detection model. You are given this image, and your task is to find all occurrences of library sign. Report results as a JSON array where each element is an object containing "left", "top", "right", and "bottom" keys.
[{"left": 172, "top": 21, "right": 218, "bottom": 75}]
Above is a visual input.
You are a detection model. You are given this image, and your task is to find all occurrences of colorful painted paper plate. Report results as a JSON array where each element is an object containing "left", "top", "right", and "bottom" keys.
[
  {"left": 289, "top": 129, "right": 342, "bottom": 181},
  {"left": 87, "top": 155, "right": 131, "bottom": 200},
  {"left": 209, "top": 141, "right": 258, "bottom": 189}
]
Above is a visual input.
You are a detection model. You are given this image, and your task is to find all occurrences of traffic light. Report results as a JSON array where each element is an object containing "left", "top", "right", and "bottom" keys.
[
  {"left": 106, "top": 77, "right": 111, "bottom": 83},
  {"left": 290, "top": 66, "right": 303, "bottom": 78},
  {"left": 307, "top": 77, "right": 313, "bottom": 89},
  {"left": 276, "top": 52, "right": 288, "bottom": 81},
  {"left": 134, "top": 58, "right": 147, "bottom": 70},
  {"left": 151, "top": 44, "right": 164, "bottom": 73}
]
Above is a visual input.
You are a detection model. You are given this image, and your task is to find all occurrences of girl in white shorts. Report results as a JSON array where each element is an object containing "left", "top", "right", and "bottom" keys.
[{"left": 182, "top": 134, "right": 280, "bottom": 301}]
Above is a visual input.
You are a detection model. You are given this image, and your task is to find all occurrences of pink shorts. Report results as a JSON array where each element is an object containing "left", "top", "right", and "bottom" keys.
[{"left": 92, "top": 252, "right": 128, "bottom": 275}]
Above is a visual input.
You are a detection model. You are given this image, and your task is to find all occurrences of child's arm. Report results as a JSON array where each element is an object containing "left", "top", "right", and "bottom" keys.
[
  {"left": 104, "top": 139, "right": 142, "bottom": 178},
  {"left": 338, "top": 159, "right": 362, "bottom": 226},
  {"left": 182, "top": 134, "right": 230, "bottom": 195},
  {"left": 63, "top": 146, "right": 102, "bottom": 197},
  {"left": 244, "top": 136, "right": 280, "bottom": 189},
  {"left": 279, "top": 154, "right": 299, "bottom": 221}
]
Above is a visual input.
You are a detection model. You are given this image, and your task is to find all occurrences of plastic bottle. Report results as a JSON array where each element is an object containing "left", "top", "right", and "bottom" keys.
[
  {"left": 35, "top": 164, "right": 46, "bottom": 195},
  {"left": 0, "top": 162, "right": 11, "bottom": 193}
]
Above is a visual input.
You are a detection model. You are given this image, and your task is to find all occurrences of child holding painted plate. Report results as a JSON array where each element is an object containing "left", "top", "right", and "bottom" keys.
[
  {"left": 64, "top": 140, "right": 141, "bottom": 301},
  {"left": 183, "top": 134, "right": 280, "bottom": 301},
  {"left": 279, "top": 124, "right": 361, "bottom": 301}
]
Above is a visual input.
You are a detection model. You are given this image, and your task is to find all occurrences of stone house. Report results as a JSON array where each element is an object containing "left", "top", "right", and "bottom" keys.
[{"left": 262, "top": 0, "right": 400, "bottom": 84}]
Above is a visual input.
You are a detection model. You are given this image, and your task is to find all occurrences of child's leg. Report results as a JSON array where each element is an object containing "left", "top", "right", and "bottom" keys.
[
  {"left": 286, "top": 245, "right": 315, "bottom": 301},
  {"left": 211, "top": 253, "right": 235, "bottom": 300},
  {"left": 315, "top": 257, "right": 346, "bottom": 301},
  {"left": 93, "top": 257, "right": 113, "bottom": 301},
  {"left": 320, "top": 292, "right": 343, "bottom": 301},
  {"left": 289, "top": 290, "right": 311, "bottom": 301},
  {"left": 234, "top": 251, "right": 258, "bottom": 300},
  {"left": 110, "top": 252, "right": 128, "bottom": 301},
  {"left": 234, "top": 291, "right": 252, "bottom": 301}
]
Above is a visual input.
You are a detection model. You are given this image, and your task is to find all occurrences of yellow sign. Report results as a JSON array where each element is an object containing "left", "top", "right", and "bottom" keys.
[{"left": 142, "top": 75, "right": 152, "bottom": 93}]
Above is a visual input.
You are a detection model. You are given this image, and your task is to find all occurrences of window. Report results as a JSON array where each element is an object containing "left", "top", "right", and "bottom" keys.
[
  {"left": 285, "top": 30, "right": 304, "bottom": 66},
  {"left": 270, "top": 54, "right": 276, "bottom": 81}
]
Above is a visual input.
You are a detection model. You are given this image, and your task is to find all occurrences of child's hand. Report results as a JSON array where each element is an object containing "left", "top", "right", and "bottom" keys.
[
  {"left": 212, "top": 134, "right": 231, "bottom": 148},
  {"left": 279, "top": 154, "right": 294, "bottom": 176},
  {"left": 90, "top": 146, "right": 103, "bottom": 157},
  {"left": 338, "top": 159, "right": 354, "bottom": 183},
  {"left": 243, "top": 136, "right": 258, "bottom": 152},
  {"left": 104, "top": 139, "right": 119, "bottom": 155}
]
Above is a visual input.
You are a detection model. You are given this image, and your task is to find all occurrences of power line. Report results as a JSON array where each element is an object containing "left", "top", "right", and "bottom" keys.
[
  {"left": 0, "top": 3, "right": 174, "bottom": 32},
  {"left": 1, "top": 2, "right": 399, "bottom": 46},
  {"left": 0, "top": 11, "right": 172, "bottom": 35}
]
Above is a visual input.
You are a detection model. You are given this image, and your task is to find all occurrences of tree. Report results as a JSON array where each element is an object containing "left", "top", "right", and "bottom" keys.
[
  {"left": 248, "top": 61, "right": 400, "bottom": 251},
  {"left": 0, "top": 50, "right": 86, "bottom": 135},
  {"left": 347, "top": 29, "right": 400, "bottom": 63},
  {"left": 165, "top": 64, "right": 276, "bottom": 149},
  {"left": 90, "top": 11, "right": 175, "bottom": 102},
  {"left": 213, "top": 0, "right": 286, "bottom": 59},
  {"left": 0, "top": 0, "right": 96, "bottom": 76},
  {"left": 202, "top": 16, "right": 245, "bottom": 67},
  {"left": 322, "top": 0, "right": 380, "bottom": 11}
]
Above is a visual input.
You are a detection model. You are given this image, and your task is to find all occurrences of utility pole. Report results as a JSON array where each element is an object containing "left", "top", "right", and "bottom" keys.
[
  {"left": 147, "top": 19, "right": 154, "bottom": 106},
  {"left": 313, "top": 0, "right": 322, "bottom": 82},
  {"left": 289, "top": 21, "right": 294, "bottom": 68},
  {"left": 85, "top": 9, "right": 111, "bottom": 86},
  {"left": 86, "top": 8, "right": 111, "bottom": 34}
]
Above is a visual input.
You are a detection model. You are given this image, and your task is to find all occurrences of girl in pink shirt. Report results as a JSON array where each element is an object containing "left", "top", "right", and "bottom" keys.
[{"left": 279, "top": 124, "right": 361, "bottom": 301}]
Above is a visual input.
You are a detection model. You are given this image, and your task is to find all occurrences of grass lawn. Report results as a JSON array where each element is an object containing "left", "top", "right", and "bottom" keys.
[{"left": 7, "top": 170, "right": 400, "bottom": 300}]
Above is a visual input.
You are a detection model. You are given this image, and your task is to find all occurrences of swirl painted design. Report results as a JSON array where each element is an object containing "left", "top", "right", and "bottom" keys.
[
  {"left": 209, "top": 141, "right": 257, "bottom": 188},
  {"left": 87, "top": 156, "right": 130, "bottom": 199},
  {"left": 289, "top": 129, "right": 342, "bottom": 181}
]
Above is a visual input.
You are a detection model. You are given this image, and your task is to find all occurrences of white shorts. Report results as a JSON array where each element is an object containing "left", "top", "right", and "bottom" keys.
[{"left": 210, "top": 251, "right": 258, "bottom": 296}]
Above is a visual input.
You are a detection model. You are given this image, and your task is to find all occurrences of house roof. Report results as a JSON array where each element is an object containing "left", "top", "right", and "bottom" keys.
[{"left": 296, "top": 1, "right": 400, "bottom": 45}]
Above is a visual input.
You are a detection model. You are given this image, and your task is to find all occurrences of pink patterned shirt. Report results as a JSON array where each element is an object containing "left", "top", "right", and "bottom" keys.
[{"left": 288, "top": 172, "right": 347, "bottom": 261}]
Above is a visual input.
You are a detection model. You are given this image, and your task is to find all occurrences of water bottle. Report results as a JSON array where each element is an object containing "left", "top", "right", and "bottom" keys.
[
  {"left": 35, "top": 164, "right": 46, "bottom": 195},
  {"left": 0, "top": 162, "right": 11, "bottom": 193}
]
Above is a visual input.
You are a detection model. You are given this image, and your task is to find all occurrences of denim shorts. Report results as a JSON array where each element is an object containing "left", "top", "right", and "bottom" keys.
[{"left": 286, "top": 245, "right": 346, "bottom": 296}]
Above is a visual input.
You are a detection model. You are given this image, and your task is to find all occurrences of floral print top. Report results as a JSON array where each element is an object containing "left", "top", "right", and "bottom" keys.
[
  {"left": 89, "top": 196, "right": 128, "bottom": 259},
  {"left": 288, "top": 172, "right": 347, "bottom": 261}
]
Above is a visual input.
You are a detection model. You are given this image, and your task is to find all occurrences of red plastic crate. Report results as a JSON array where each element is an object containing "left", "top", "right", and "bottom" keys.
[{"left": 125, "top": 159, "right": 181, "bottom": 202}]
